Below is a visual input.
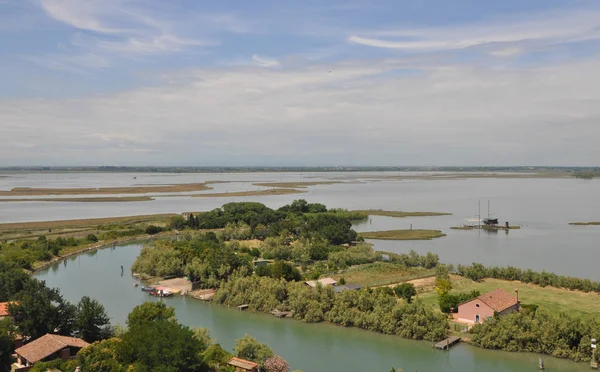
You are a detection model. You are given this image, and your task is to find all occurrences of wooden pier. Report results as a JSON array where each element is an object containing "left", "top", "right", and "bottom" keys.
[{"left": 435, "top": 336, "right": 461, "bottom": 350}]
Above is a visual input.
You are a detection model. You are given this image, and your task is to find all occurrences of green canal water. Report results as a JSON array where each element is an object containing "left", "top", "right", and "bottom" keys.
[{"left": 34, "top": 243, "right": 589, "bottom": 372}]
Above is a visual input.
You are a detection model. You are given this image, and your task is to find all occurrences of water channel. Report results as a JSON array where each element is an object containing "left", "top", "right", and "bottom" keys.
[{"left": 34, "top": 243, "right": 589, "bottom": 372}]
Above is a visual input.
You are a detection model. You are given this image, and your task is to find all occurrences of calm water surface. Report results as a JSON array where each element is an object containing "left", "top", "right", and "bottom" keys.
[
  {"left": 4, "top": 172, "right": 600, "bottom": 279},
  {"left": 35, "top": 243, "right": 588, "bottom": 372}
]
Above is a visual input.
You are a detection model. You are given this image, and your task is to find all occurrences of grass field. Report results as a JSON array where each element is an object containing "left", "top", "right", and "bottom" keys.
[
  {"left": 359, "top": 229, "right": 446, "bottom": 240},
  {"left": 331, "top": 262, "right": 435, "bottom": 287},
  {"left": 0, "top": 196, "right": 154, "bottom": 202},
  {"left": 417, "top": 277, "right": 600, "bottom": 318},
  {"left": 0, "top": 182, "right": 216, "bottom": 196},
  {"left": 569, "top": 222, "right": 600, "bottom": 226},
  {"left": 252, "top": 181, "right": 342, "bottom": 188},
  {"left": 353, "top": 209, "right": 451, "bottom": 217},
  {"left": 0, "top": 214, "right": 177, "bottom": 240},
  {"left": 193, "top": 188, "right": 305, "bottom": 197}
]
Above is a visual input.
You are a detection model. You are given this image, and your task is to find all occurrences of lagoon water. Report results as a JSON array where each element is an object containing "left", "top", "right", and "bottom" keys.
[
  {"left": 6, "top": 171, "right": 597, "bottom": 371},
  {"left": 3, "top": 171, "right": 600, "bottom": 279},
  {"left": 35, "top": 243, "right": 588, "bottom": 372}
]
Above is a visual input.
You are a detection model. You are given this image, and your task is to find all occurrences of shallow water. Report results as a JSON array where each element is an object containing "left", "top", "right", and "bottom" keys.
[
  {"left": 4, "top": 172, "right": 600, "bottom": 279},
  {"left": 35, "top": 243, "right": 588, "bottom": 372}
]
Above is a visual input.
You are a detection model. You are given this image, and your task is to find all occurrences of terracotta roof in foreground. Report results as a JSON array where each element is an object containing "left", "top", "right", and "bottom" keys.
[
  {"left": 228, "top": 357, "right": 259, "bottom": 370},
  {"left": 0, "top": 302, "right": 11, "bottom": 317},
  {"left": 15, "top": 334, "right": 89, "bottom": 363},
  {"left": 477, "top": 288, "right": 518, "bottom": 312}
]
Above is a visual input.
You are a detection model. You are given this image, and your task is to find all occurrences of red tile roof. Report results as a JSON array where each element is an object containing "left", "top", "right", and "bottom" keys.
[
  {"left": 477, "top": 288, "right": 518, "bottom": 312},
  {"left": 228, "top": 357, "right": 259, "bottom": 370},
  {"left": 15, "top": 334, "right": 89, "bottom": 364},
  {"left": 0, "top": 302, "right": 10, "bottom": 317}
]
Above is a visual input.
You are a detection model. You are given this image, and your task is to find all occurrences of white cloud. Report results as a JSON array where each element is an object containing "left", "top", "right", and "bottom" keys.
[
  {"left": 488, "top": 47, "right": 524, "bottom": 58},
  {"left": 33, "top": 0, "right": 225, "bottom": 70},
  {"left": 348, "top": 6, "right": 600, "bottom": 53},
  {"left": 252, "top": 54, "right": 281, "bottom": 68},
  {"left": 2, "top": 56, "right": 600, "bottom": 165}
]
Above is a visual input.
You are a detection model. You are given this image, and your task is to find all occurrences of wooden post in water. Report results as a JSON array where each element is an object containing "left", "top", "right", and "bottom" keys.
[{"left": 539, "top": 358, "right": 544, "bottom": 370}]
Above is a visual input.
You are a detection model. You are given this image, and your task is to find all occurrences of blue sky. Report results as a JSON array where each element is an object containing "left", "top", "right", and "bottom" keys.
[{"left": 1, "top": 0, "right": 600, "bottom": 166}]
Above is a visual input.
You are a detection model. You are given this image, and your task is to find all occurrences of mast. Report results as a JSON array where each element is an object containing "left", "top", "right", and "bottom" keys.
[
  {"left": 488, "top": 200, "right": 490, "bottom": 219},
  {"left": 478, "top": 200, "right": 481, "bottom": 227}
]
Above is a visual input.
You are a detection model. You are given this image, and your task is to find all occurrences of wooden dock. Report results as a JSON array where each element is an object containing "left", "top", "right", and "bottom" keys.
[
  {"left": 237, "top": 304, "right": 249, "bottom": 311},
  {"left": 435, "top": 336, "right": 461, "bottom": 350}
]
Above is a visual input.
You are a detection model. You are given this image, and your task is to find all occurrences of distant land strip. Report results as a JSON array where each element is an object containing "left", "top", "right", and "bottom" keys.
[
  {"left": 354, "top": 210, "right": 451, "bottom": 217},
  {"left": 193, "top": 188, "right": 305, "bottom": 197},
  {"left": 252, "top": 181, "right": 342, "bottom": 188},
  {"left": 569, "top": 222, "right": 600, "bottom": 226},
  {"left": 0, "top": 196, "right": 153, "bottom": 203},
  {"left": 0, "top": 214, "right": 178, "bottom": 232},
  {"left": 0, "top": 182, "right": 215, "bottom": 196}
]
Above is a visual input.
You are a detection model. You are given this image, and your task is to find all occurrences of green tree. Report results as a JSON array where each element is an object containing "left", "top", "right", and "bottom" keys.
[
  {"left": 169, "top": 215, "right": 187, "bottom": 230},
  {"left": 0, "top": 262, "right": 31, "bottom": 301},
  {"left": 145, "top": 225, "right": 162, "bottom": 235},
  {"left": 10, "top": 279, "right": 76, "bottom": 339},
  {"left": 394, "top": 283, "right": 417, "bottom": 303},
  {"left": 126, "top": 301, "right": 175, "bottom": 330},
  {"left": 57, "top": 338, "right": 127, "bottom": 372},
  {"left": 119, "top": 319, "right": 208, "bottom": 372},
  {"left": 0, "top": 318, "right": 15, "bottom": 370},
  {"left": 86, "top": 234, "right": 98, "bottom": 242},
  {"left": 76, "top": 296, "right": 112, "bottom": 342},
  {"left": 234, "top": 334, "right": 274, "bottom": 364}
]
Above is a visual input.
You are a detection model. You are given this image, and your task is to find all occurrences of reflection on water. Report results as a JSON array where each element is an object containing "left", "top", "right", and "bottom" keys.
[{"left": 34, "top": 243, "right": 589, "bottom": 372}]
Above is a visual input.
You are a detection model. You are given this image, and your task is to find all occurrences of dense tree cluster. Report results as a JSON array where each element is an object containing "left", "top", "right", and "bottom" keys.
[
  {"left": 456, "top": 263, "right": 600, "bottom": 293},
  {"left": 214, "top": 270, "right": 448, "bottom": 341},
  {"left": 470, "top": 308, "right": 600, "bottom": 362},
  {"left": 29, "top": 302, "right": 273, "bottom": 372},
  {"left": 171, "top": 201, "right": 360, "bottom": 246},
  {"left": 0, "top": 263, "right": 113, "bottom": 371}
]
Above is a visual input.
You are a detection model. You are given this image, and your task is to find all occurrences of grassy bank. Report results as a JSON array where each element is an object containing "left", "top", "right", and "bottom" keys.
[
  {"left": 359, "top": 229, "right": 446, "bottom": 240},
  {"left": 193, "top": 188, "right": 305, "bottom": 197},
  {"left": 0, "top": 182, "right": 217, "bottom": 196},
  {"left": 331, "top": 262, "right": 435, "bottom": 287},
  {"left": 569, "top": 221, "right": 600, "bottom": 226},
  {"left": 0, "top": 196, "right": 154, "bottom": 202},
  {"left": 0, "top": 213, "right": 177, "bottom": 241},
  {"left": 418, "top": 277, "right": 600, "bottom": 318},
  {"left": 252, "top": 181, "right": 342, "bottom": 188},
  {"left": 353, "top": 209, "right": 451, "bottom": 217}
]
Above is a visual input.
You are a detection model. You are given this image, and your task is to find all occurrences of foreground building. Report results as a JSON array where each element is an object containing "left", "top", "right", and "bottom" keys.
[
  {"left": 455, "top": 288, "right": 519, "bottom": 324},
  {"left": 228, "top": 357, "right": 259, "bottom": 372},
  {"left": 13, "top": 334, "right": 89, "bottom": 371}
]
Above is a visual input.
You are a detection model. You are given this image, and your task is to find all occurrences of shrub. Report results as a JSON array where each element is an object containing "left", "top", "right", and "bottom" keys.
[{"left": 145, "top": 225, "right": 162, "bottom": 235}]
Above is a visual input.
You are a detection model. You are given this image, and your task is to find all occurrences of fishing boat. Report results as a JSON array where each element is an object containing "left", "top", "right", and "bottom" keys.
[
  {"left": 149, "top": 289, "right": 173, "bottom": 298},
  {"left": 141, "top": 286, "right": 154, "bottom": 292}
]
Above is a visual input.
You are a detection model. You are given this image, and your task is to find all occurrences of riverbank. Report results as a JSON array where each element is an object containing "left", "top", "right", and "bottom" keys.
[
  {"left": 0, "top": 213, "right": 177, "bottom": 240},
  {"left": 31, "top": 232, "right": 176, "bottom": 272}
]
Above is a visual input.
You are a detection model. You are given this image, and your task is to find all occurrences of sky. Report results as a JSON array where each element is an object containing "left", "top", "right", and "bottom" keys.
[{"left": 1, "top": 0, "right": 600, "bottom": 166}]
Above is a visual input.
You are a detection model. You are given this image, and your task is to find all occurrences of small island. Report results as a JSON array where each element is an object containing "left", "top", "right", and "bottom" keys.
[{"left": 359, "top": 229, "right": 446, "bottom": 240}]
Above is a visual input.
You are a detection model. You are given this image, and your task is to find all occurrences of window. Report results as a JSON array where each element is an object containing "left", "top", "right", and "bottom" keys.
[
  {"left": 475, "top": 314, "right": 480, "bottom": 323},
  {"left": 475, "top": 303, "right": 480, "bottom": 308}
]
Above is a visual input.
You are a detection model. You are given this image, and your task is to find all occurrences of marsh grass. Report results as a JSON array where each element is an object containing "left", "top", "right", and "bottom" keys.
[{"left": 359, "top": 229, "right": 446, "bottom": 240}]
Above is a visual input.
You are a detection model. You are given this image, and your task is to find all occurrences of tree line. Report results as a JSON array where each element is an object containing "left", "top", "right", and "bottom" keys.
[
  {"left": 213, "top": 268, "right": 448, "bottom": 341},
  {"left": 456, "top": 263, "right": 600, "bottom": 293}
]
